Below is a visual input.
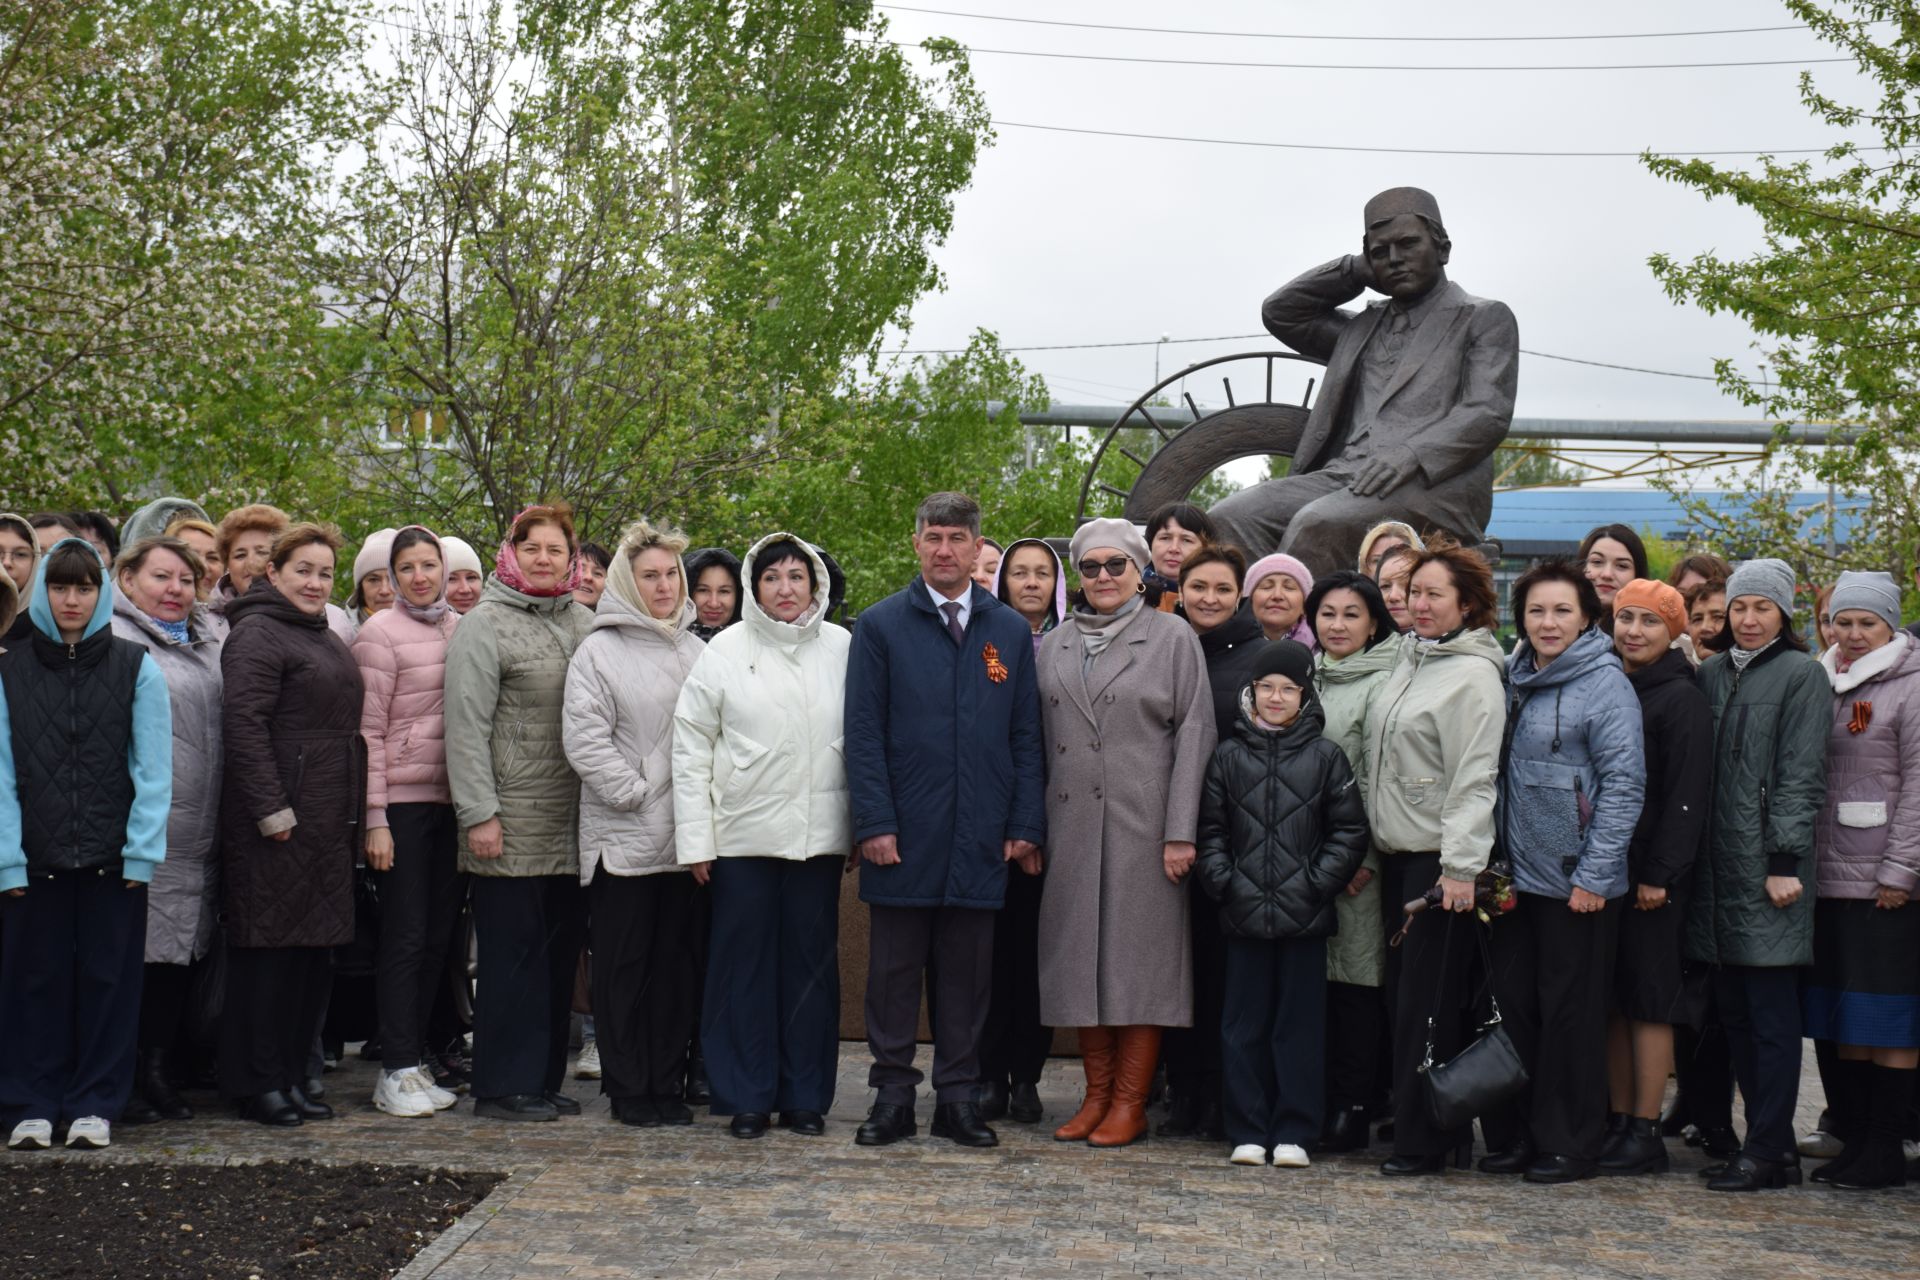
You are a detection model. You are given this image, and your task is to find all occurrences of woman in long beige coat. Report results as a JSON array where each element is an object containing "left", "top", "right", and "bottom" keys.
[{"left": 1037, "top": 518, "right": 1216, "bottom": 1148}]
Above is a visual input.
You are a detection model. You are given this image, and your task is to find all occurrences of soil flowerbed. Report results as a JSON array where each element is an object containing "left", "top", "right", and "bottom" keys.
[{"left": 0, "top": 1159, "right": 503, "bottom": 1279}]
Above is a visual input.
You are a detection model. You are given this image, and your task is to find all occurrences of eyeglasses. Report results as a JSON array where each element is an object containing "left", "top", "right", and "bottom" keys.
[{"left": 1077, "top": 556, "right": 1132, "bottom": 581}]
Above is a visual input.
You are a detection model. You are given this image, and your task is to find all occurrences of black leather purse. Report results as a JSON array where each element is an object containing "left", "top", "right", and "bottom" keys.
[{"left": 1419, "top": 917, "right": 1528, "bottom": 1132}]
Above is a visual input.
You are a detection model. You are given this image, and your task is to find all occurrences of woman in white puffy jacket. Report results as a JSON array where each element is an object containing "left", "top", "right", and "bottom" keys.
[
  {"left": 671, "top": 533, "right": 851, "bottom": 1140},
  {"left": 562, "top": 520, "right": 706, "bottom": 1128}
]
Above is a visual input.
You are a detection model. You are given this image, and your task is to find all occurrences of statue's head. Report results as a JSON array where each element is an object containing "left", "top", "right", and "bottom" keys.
[{"left": 1361, "top": 187, "right": 1450, "bottom": 301}]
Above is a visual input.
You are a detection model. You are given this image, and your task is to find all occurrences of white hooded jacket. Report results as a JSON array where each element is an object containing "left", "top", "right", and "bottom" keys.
[
  {"left": 671, "top": 534, "right": 852, "bottom": 864},
  {"left": 562, "top": 532, "right": 706, "bottom": 882}
]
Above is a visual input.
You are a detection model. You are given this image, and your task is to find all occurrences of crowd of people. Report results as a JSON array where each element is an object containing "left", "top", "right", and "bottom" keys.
[{"left": 0, "top": 493, "right": 1914, "bottom": 1197}]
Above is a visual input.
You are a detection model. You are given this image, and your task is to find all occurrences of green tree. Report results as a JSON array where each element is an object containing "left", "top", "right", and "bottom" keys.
[{"left": 1645, "top": 1, "right": 1920, "bottom": 584}]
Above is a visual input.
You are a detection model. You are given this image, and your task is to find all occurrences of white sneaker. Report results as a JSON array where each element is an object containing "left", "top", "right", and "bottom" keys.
[
  {"left": 574, "top": 1038, "right": 601, "bottom": 1080},
  {"left": 415, "top": 1067, "right": 457, "bottom": 1112},
  {"left": 65, "top": 1117, "right": 110, "bottom": 1149},
  {"left": 1229, "top": 1143, "right": 1267, "bottom": 1166},
  {"left": 1271, "top": 1143, "right": 1311, "bottom": 1168},
  {"left": 374, "top": 1067, "right": 437, "bottom": 1118},
  {"left": 7, "top": 1119, "right": 51, "bottom": 1150}
]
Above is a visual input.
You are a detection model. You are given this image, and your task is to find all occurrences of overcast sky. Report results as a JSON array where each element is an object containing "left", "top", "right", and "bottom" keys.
[{"left": 873, "top": 0, "right": 1872, "bottom": 485}]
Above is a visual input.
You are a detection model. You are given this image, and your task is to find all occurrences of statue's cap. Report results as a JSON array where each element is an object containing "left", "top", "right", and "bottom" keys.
[{"left": 1364, "top": 187, "right": 1445, "bottom": 232}]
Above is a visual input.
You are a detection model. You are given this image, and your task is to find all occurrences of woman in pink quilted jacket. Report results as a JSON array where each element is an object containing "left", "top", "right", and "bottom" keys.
[
  {"left": 353, "top": 526, "right": 463, "bottom": 1119},
  {"left": 1802, "top": 571, "right": 1920, "bottom": 1190}
]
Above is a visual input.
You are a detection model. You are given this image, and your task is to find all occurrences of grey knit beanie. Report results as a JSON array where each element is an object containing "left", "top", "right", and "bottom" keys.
[
  {"left": 1069, "top": 518, "right": 1152, "bottom": 578},
  {"left": 1725, "top": 558, "right": 1796, "bottom": 618},
  {"left": 1830, "top": 569, "right": 1903, "bottom": 632}
]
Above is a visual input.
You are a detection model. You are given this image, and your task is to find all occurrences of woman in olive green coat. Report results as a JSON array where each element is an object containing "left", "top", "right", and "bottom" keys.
[
  {"left": 445, "top": 504, "right": 594, "bottom": 1121},
  {"left": 1688, "top": 559, "right": 1829, "bottom": 1192},
  {"left": 1307, "top": 571, "right": 1401, "bottom": 1152}
]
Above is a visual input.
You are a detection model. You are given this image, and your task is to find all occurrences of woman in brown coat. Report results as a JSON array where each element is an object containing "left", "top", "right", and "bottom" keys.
[
  {"left": 218, "top": 523, "right": 365, "bottom": 1127},
  {"left": 1037, "top": 518, "right": 1216, "bottom": 1148}
]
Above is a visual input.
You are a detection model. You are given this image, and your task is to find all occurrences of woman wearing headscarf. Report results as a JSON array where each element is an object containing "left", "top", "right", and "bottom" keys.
[
  {"left": 1362, "top": 538, "right": 1507, "bottom": 1176},
  {"left": 1603, "top": 579, "right": 1711, "bottom": 1176},
  {"left": 347, "top": 528, "right": 400, "bottom": 634},
  {"left": 218, "top": 523, "right": 363, "bottom": 1127},
  {"left": 353, "top": 526, "right": 463, "bottom": 1119},
  {"left": 973, "top": 537, "right": 1070, "bottom": 1124},
  {"left": 1158, "top": 542, "right": 1263, "bottom": 1140},
  {"left": 440, "top": 536, "right": 485, "bottom": 615},
  {"left": 1691, "top": 558, "right": 1829, "bottom": 1191},
  {"left": 1481, "top": 562, "right": 1645, "bottom": 1185},
  {"left": 1305, "top": 569, "right": 1401, "bottom": 1152},
  {"left": 1244, "top": 554, "right": 1316, "bottom": 651},
  {"left": 673, "top": 535, "right": 850, "bottom": 1139},
  {"left": 445, "top": 503, "right": 595, "bottom": 1121},
  {"left": 0, "top": 513, "right": 40, "bottom": 647},
  {"left": 1037, "top": 518, "right": 1215, "bottom": 1148},
  {"left": 109, "top": 537, "right": 223, "bottom": 1127},
  {"left": 0, "top": 540, "right": 171, "bottom": 1151},
  {"left": 1801, "top": 571, "right": 1920, "bottom": 1190},
  {"left": 563, "top": 520, "right": 706, "bottom": 1128}
]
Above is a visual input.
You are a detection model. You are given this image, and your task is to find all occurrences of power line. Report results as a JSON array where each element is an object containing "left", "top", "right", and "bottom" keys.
[
  {"left": 878, "top": 5, "right": 1841, "bottom": 44},
  {"left": 993, "top": 119, "right": 1867, "bottom": 158},
  {"left": 893, "top": 334, "right": 1724, "bottom": 382},
  {"left": 890, "top": 39, "right": 1851, "bottom": 72}
]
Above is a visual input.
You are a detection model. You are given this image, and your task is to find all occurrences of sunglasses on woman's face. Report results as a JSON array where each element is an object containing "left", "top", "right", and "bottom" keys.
[{"left": 1077, "top": 556, "right": 1132, "bottom": 581}]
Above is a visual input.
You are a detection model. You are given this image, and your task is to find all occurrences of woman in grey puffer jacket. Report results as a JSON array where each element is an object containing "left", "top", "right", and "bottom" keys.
[
  {"left": 1483, "top": 563, "right": 1645, "bottom": 1184},
  {"left": 1801, "top": 571, "right": 1920, "bottom": 1190}
]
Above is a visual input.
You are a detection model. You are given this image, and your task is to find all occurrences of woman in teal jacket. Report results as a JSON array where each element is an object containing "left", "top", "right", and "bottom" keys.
[
  {"left": 0, "top": 539, "right": 171, "bottom": 1151},
  {"left": 1690, "top": 559, "right": 1830, "bottom": 1192}
]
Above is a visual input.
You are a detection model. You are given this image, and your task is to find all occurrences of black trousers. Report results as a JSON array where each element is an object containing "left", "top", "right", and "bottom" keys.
[
  {"left": 1675, "top": 1007, "right": 1736, "bottom": 1130},
  {"left": 703, "top": 855, "right": 842, "bottom": 1115},
  {"left": 469, "top": 875, "right": 585, "bottom": 1099},
  {"left": 1482, "top": 891, "right": 1617, "bottom": 1160},
  {"left": 1220, "top": 936, "right": 1326, "bottom": 1148},
  {"left": 0, "top": 870, "right": 146, "bottom": 1124},
  {"left": 1326, "top": 980, "right": 1388, "bottom": 1112},
  {"left": 1163, "top": 876, "right": 1227, "bottom": 1103},
  {"left": 588, "top": 867, "right": 694, "bottom": 1101},
  {"left": 686, "top": 879, "right": 712, "bottom": 1064},
  {"left": 1716, "top": 964, "right": 1801, "bottom": 1163},
  {"left": 1380, "top": 852, "right": 1476, "bottom": 1157},
  {"left": 375, "top": 803, "right": 466, "bottom": 1071},
  {"left": 220, "top": 945, "right": 331, "bottom": 1098},
  {"left": 139, "top": 960, "right": 193, "bottom": 1051},
  {"left": 980, "top": 867, "right": 1051, "bottom": 1088},
  {"left": 866, "top": 903, "right": 994, "bottom": 1107}
]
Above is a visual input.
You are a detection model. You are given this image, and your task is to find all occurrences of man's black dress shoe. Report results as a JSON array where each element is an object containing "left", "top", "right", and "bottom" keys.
[
  {"left": 729, "top": 1112, "right": 770, "bottom": 1139},
  {"left": 974, "top": 1081, "right": 1009, "bottom": 1122},
  {"left": 855, "top": 1102, "right": 916, "bottom": 1146},
  {"left": 780, "top": 1110, "right": 825, "bottom": 1135},
  {"left": 1379, "top": 1153, "right": 1446, "bottom": 1176},
  {"left": 240, "top": 1091, "right": 302, "bottom": 1127},
  {"left": 654, "top": 1098, "right": 694, "bottom": 1126},
  {"left": 1524, "top": 1154, "right": 1598, "bottom": 1184},
  {"left": 930, "top": 1101, "right": 998, "bottom": 1148},
  {"left": 1706, "top": 1153, "right": 1801, "bottom": 1192},
  {"left": 474, "top": 1094, "right": 558, "bottom": 1121},
  {"left": 543, "top": 1091, "right": 581, "bottom": 1116},
  {"left": 288, "top": 1084, "right": 334, "bottom": 1120},
  {"left": 1477, "top": 1142, "right": 1534, "bottom": 1175},
  {"left": 613, "top": 1097, "right": 659, "bottom": 1127},
  {"left": 1008, "top": 1082, "right": 1043, "bottom": 1124}
]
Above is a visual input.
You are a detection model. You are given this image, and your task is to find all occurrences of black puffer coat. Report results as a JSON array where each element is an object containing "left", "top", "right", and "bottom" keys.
[
  {"left": 218, "top": 580, "right": 365, "bottom": 949},
  {"left": 1196, "top": 607, "right": 1266, "bottom": 747},
  {"left": 1625, "top": 647, "right": 1711, "bottom": 892},
  {"left": 1195, "top": 694, "right": 1370, "bottom": 940}
]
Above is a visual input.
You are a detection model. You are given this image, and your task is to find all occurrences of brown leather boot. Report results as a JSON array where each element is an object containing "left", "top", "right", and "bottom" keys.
[
  {"left": 1089, "top": 1025, "right": 1162, "bottom": 1148},
  {"left": 1053, "top": 1027, "right": 1118, "bottom": 1141}
]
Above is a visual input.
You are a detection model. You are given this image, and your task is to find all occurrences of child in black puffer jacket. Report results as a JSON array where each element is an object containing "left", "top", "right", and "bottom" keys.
[{"left": 1196, "top": 638, "right": 1369, "bottom": 1170}]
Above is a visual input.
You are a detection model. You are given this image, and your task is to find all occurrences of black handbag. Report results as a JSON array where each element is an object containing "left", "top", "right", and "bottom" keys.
[{"left": 1418, "top": 915, "right": 1528, "bottom": 1132}]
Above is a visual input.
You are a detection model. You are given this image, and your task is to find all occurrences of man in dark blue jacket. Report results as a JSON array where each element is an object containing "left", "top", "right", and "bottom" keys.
[{"left": 844, "top": 492, "right": 1047, "bottom": 1149}]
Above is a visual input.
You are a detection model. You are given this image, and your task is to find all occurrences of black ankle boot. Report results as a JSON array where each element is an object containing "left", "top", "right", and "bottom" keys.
[
  {"left": 1597, "top": 1111, "right": 1630, "bottom": 1163},
  {"left": 1598, "top": 1117, "right": 1669, "bottom": 1175},
  {"left": 142, "top": 1048, "right": 192, "bottom": 1121},
  {"left": 1320, "top": 1105, "right": 1372, "bottom": 1153},
  {"left": 1811, "top": 1057, "right": 1875, "bottom": 1184},
  {"left": 1830, "top": 1064, "right": 1914, "bottom": 1191}
]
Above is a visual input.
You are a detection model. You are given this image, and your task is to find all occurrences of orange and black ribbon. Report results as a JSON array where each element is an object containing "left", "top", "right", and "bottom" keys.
[
  {"left": 982, "top": 642, "right": 1009, "bottom": 684},
  {"left": 1849, "top": 701, "right": 1873, "bottom": 735}
]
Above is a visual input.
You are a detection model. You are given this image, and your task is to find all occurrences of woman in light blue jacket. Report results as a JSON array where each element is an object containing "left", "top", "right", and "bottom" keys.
[{"left": 1480, "top": 561, "right": 1645, "bottom": 1185}]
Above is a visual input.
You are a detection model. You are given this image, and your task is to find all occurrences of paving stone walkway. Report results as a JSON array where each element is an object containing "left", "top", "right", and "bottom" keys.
[{"left": 9, "top": 1045, "right": 1916, "bottom": 1279}]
